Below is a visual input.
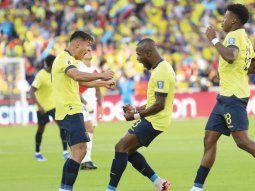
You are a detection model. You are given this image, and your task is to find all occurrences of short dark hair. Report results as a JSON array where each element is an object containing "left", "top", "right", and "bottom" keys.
[
  {"left": 45, "top": 54, "right": 55, "bottom": 68},
  {"left": 227, "top": 4, "right": 249, "bottom": 25},
  {"left": 138, "top": 38, "right": 155, "bottom": 46},
  {"left": 70, "top": 30, "right": 93, "bottom": 42}
]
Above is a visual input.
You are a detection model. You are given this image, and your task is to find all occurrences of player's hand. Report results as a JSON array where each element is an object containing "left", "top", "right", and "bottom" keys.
[
  {"left": 205, "top": 25, "right": 217, "bottom": 41},
  {"left": 101, "top": 70, "right": 114, "bottom": 81},
  {"left": 38, "top": 106, "right": 46, "bottom": 114},
  {"left": 105, "top": 79, "right": 116, "bottom": 90},
  {"left": 123, "top": 104, "right": 135, "bottom": 113},
  {"left": 124, "top": 111, "right": 135, "bottom": 121}
]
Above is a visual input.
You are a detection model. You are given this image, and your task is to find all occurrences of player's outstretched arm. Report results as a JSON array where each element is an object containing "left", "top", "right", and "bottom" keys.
[
  {"left": 206, "top": 26, "right": 239, "bottom": 64},
  {"left": 66, "top": 67, "right": 114, "bottom": 82},
  {"left": 79, "top": 79, "right": 116, "bottom": 89},
  {"left": 248, "top": 58, "right": 255, "bottom": 74}
]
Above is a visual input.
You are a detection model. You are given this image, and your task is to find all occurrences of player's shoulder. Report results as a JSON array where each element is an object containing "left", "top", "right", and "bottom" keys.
[
  {"left": 227, "top": 29, "right": 246, "bottom": 39},
  {"left": 35, "top": 68, "right": 46, "bottom": 78},
  {"left": 55, "top": 51, "right": 70, "bottom": 62},
  {"left": 155, "top": 60, "right": 174, "bottom": 74}
]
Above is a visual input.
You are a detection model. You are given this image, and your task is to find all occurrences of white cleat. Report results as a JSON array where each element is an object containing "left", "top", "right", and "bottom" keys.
[
  {"left": 155, "top": 179, "right": 170, "bottom": 191},
  {"left": 190, "top": 186, "right": 203, "bottom": 191},
  {"left": 35, "top": 153, "right": 47, "bottom": 162}
]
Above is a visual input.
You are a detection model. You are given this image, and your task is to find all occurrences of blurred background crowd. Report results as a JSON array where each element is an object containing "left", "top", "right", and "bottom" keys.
[{"left": 0, "top": 0, "right": 255, "bottom": 98}]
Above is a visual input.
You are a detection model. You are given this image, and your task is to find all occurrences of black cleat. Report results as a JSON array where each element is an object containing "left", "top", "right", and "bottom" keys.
[{"left": 80, "top": 161, "right": 98, "bottom": 170}]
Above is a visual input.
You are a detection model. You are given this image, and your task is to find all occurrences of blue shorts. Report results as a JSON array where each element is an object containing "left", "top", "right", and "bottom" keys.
[
  {"left": 37, "top": 109, "right": 55, "bottom": 126},
  {"left": 58, "top": 113, "right": 90, "bottom": 146},
  {"left": 128, "top": 118, "right": 162, "bottom": 147},
  {"left": 205, "top": 95, "right": 249, "bottom": 136}
]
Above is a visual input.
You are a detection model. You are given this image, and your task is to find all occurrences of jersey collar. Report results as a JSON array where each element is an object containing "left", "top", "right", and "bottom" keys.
[
  {"left": 152, "top": 58, "right": 164, "bottom": 69},
  {"left": 64, "top": 49, "right": 73, "bottom": 56}
]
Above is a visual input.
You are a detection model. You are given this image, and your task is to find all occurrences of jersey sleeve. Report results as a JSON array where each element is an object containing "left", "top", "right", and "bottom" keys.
[
  {"left": 225, "top": 31, "right": 241, "bottom": 49},
  {"left": 57, "top": 54, "right": 77, "bottom": 73},
  {"left": 31, "top": 74, "right": 42, "bottom": 89},
  {"left": 64, "top": 59, "right": 77, "bottom": 74},
  {"left": 153, "top": 69, "right": 171, "bottom": 97}
]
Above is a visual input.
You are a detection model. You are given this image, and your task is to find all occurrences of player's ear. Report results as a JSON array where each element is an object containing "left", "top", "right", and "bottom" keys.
[
  {"left": 74, "top": 40, "right": 80, "bottom": 49},
  {"left": 146, "top": 50, "right": 152, "bottom": 57}
]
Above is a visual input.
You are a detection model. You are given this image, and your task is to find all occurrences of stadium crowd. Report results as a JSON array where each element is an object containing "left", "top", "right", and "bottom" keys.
[{"left": 0, "top": 0, "right": 255, "bottom": 95}]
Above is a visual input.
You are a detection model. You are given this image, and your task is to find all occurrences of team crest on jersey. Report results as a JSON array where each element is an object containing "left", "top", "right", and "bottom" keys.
[
  {"left": 67, "top": 60, "right": 72, "bottom": 65},
  {"left": 157, "top": 81, "right": 164, "bottom": 89},
  {"left": 228, "top": 38, "right": 236, "bottom": 45}
]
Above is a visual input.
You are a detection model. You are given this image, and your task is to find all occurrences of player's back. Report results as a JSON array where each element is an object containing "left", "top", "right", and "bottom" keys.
[
  {"left": 52, "top": 50, "right": 83, "bottom": 120},
  {"left": 32, "top": 68, "right": 54, "bottom": 111},
  {"left": 145, "top": 60, "right": 175, "bottom": 132},
  {"left": 219, "top": 29, "right": 255, "bottom": 98}
]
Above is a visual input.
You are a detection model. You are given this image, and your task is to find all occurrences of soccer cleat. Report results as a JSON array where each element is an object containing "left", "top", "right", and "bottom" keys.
[
  {"left": 189, "top": 186, "right": 203, "bottom": 191},
  {"left": 80, "top": 161, "right": 98, "bottom": 170},
  {"left": 62, "top": 151, "right": 70, "bottom": 160},
  {"left": 155, "top": 179, "right": 170, "bottom": 191},
  {"left": 35, "top": 153, "right": 47, "bottom": 162}
]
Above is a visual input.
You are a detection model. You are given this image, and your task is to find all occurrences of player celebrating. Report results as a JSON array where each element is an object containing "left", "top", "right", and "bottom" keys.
[
  {"left": 52, "top": 31, "right": 115, "bottom": 191},
  {"left": 105, "top": 38, "right": 175, "bottom": 191},
  {"left": 30, "top": 54, "right": 70, "bottom": 161},
  {"left": 190, "top": 4, "right": 255, "bottom": 191},
  {"left": 78, "top": 51, "right": 102, "bottom": 170}
]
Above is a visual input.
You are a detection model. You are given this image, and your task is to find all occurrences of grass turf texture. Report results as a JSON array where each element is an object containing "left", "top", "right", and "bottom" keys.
[{"left": 0, "top": 119, "right": 255, "bottom": 191}]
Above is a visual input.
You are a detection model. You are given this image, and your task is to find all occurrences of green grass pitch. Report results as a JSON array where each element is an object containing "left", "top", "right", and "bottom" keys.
[{"left": 0, "top": 119, "right": 255, "bottom": 191}]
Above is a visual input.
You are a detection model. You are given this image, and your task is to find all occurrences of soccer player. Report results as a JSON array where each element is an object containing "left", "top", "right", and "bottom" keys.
[
  {"left": 190, "top": 4, "right": 255, "bottom": 191},
  {"left": 105, "top": 38, "right": 175, "bottom": 191},
  {"left": 78, "top": 51, "right": 102, "bottom": 170},
  {"left": 52, "top": 31, "right": 115, "bottom": 191},
  {"left": 30, "top": 54, "right": 70, "bottom": 161}
]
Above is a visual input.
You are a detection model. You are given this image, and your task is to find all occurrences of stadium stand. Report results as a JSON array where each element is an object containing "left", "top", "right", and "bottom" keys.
[{"left": 0, "top": 0, "right": 255, "bottom": 95}]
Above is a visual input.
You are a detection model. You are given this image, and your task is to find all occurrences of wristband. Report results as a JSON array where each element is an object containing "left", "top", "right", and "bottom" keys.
[
  {"left": 211, "top": 38, "right": 220, "bottom": 46},
  {"left": 134, "top": 113, "right": 141, "bottom": 120}
]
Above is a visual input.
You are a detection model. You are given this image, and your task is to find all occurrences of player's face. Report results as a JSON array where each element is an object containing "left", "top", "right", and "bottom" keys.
[
  {"left": 222, "top": 11, "right": 237, "bottom": 32},
  {"left": 136, "top": 47, "right": 152, "bottom": 70},
  {"left": 76, "top": 40, "right": 92, "bottom": 60}
]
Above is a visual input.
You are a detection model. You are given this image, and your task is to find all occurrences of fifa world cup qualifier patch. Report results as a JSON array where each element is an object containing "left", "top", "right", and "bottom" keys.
[
  {"left": 157, "top": 81, "right": 164, "bottom": 89},
  {"left": 228, "top": 38, "right": 236, "bottom": 45}
]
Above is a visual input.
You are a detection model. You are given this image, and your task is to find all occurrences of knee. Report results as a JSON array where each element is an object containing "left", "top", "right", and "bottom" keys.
[
  {"left": 76, "top": 143, "right": 87, "bottom": 156},
  {"left": 71, "top": 143, "right": 87, "bottom": 162},
  {"left": 115, "top": 139, "right": 128, "bottom": 153},
  {"left": 87, "top": 128, "right": 94, "bottom": 134}
]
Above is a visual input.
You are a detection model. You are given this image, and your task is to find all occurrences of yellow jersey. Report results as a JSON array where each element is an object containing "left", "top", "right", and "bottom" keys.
[
  {"left": 52, "top": 50, "right": 83, "bottom": 120},
  {"left": 219, "top": 28, "right": 255, "bottom": 98},
  {"left": 31, "top": 69, "right": 55, "bottom": 111},
  {"left": 145, "top": 60, "right": 175, "bottom": 131}
]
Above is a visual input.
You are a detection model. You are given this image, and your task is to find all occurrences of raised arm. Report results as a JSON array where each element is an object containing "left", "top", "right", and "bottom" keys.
[{"left": 206, "top": 26, "right": 239, "bottom": 64}]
